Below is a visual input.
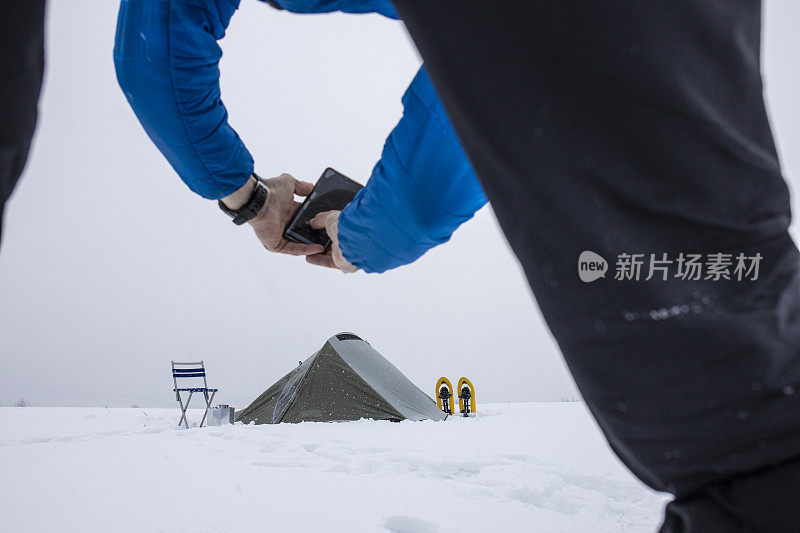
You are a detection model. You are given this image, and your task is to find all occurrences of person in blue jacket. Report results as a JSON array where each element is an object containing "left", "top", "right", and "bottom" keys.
[
  {"left": 113, "top": 0, "right": 486, "bottom": 274},
  {"left": 117, "top": 1, "right": 800, "bottom": 529}
]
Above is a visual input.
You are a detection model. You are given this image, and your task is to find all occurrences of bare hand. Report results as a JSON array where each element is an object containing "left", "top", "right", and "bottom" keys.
[
  {"left": 307, "top": 210, "right": 358, "bottom": 273},
  {"left": 249, "top": 174, "right": 325, "bottom": 256}
]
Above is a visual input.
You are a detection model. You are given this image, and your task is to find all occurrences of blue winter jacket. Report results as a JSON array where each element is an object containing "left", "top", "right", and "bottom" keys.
[{"left": 113, "top": 0, "right": 486, "bottom": 273}]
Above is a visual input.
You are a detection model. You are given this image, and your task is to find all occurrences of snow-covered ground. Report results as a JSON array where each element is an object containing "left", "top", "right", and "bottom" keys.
[{"left": 0, "top": 403, "right": 668, "bottom": 532}]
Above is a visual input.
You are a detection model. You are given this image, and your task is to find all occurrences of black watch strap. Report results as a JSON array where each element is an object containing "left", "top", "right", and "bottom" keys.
[{"left": 218, "top": 175, "right": 269, "bottom": 225}]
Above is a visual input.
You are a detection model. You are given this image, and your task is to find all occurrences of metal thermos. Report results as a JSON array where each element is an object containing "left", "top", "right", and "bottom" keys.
[{"left": 208, "top": 405, "right": 235, "bottom": 426}]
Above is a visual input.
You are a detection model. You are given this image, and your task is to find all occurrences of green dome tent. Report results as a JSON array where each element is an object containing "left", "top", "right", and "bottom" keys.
[{"left": 236, "top": 333, "right": 446, "bottom": 424}]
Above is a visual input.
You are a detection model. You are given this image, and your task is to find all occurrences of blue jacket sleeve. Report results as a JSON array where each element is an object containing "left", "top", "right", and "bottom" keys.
[
  {"left": 267, "top": 0, "right": 397, "bottom": 18},
  {"left": 113, "top": 0, "right": 253, "bottom": 199},
  {"left": 337, "top": 67, "right": 487, "bottom": 273}
]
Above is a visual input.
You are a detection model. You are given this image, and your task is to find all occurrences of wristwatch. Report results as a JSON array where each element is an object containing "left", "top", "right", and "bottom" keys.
[{"left": 218, "top": 174, "right": 269, "bottom": 225}]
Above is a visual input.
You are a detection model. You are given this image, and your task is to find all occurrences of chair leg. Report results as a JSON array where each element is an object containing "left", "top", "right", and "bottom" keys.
[
  {"left": 176, "top": 391, "right": 187, "bottom": 428},
  {"left": 177, "top": 391, "right": 193, "bottom": 429},
  {"left": 200, "top": 390, "right": 216, "bottom": 428}
]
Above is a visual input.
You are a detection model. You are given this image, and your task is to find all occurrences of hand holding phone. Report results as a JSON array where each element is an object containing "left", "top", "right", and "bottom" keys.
[
  {"left": 306, "top": 210, "right": 359, "bottom": 273},
  {"left": 283, "top": 168, "right": 363, "bottom": 249}
]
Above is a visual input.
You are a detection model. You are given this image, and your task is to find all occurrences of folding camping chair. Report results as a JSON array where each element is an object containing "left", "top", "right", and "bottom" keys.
[{"left": 171, "top": 361, "right": 218, "bottom": 428}]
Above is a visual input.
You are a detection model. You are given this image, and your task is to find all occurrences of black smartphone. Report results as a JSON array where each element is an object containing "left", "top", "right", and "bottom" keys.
[{"left": 283, "top": 168, "right": 363, "bottom": 248}]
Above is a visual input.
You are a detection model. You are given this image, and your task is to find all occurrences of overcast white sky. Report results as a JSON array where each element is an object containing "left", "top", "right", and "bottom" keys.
[{"left": 1, "top": 1, "right": 798, "bottom": 408}]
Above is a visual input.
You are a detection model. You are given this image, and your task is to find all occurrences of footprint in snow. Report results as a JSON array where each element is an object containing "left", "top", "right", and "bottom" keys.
[{"left": 384, "top": 515, "right": 439, "bottom": 533}]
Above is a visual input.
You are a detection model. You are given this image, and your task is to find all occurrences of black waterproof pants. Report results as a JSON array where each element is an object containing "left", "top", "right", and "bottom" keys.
[
  {"left": 659, "top": 456, "right": 800, "bottom": 532},
  {"left": 393, "top": 1, "right": 800, "bottom": 529},
  {"left": 0, "top": 1, "right": 46, "bottom": 246}
]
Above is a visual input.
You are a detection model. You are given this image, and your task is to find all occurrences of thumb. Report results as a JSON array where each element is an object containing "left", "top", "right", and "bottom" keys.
[{"left": 310, "top": 210, "right": 335, "bottom": 229}]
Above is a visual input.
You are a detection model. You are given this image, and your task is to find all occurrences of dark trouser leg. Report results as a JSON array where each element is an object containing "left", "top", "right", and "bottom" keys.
[
  {"left": 0, "top": 0, "right": 46, "bottom": 246},
  {"left": 393, "top": 0, "right": 800, "bottom": 525},
  {"left": 659, "top": 457, "right": 800, "bottom": 532}
]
